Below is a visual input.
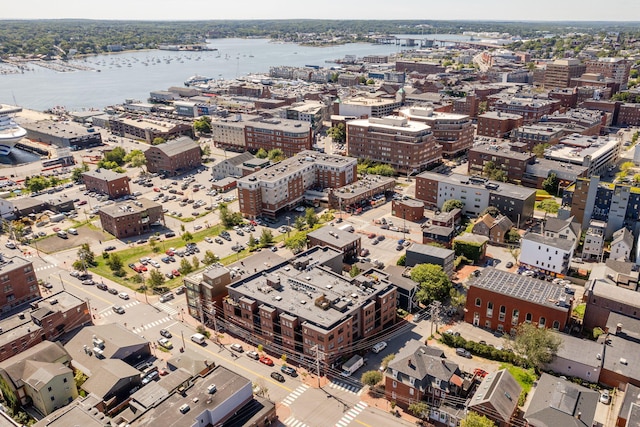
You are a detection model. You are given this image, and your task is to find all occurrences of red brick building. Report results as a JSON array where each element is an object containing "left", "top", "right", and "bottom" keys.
[
  {"left": 82, "top": 169, "right": 131, "bottom": 199},
  {"left": 98, "top": 199, "right": 165, "bottom": 238},
  {"left": 467, "top": 143, "right": 536, "bottom": 182},
  {"left": 0, "top": 255, "right": 40, "bottom": 311},
  {"left": 618, "top": 103, "right": 640, "bottom": 127},
  {"left": 477, "top": 112, "right": 523, "bottom": 138},
  {"left": 585, "top": 57, "right": 632, "bottom": 89},
  {"left": 391, "top": 199, "right": 424, "bottom": 223},
  {"left": 245, "top": 119, "right": 313, "bottom": 157},
  {"left": 144, "top": 136, "right": 201, "bottom": 176},
  {"left": 491, "top": 97, "right": 560, "bottom": 124},
  {"left": 464, "top": 268, "right": 571, "bottom": 334}
]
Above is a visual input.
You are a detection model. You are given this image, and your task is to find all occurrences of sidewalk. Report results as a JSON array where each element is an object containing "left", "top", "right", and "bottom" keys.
[{"left": 360, "top": 386, "right": 421, "bottom": 424}]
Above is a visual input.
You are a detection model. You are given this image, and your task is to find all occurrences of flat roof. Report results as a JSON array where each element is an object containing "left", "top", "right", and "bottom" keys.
[
  {"left": 399, "top": 106, "right": 469, "bottom": 122},
  {"left": 407, "top": 243, "right": 454, "bottom": 259},
  {"left": 470, "top": 143, "right": 535, "bottom": 161},
  {"left": 112, "top": 116, "right": 177, "bottom": 132},
  {"left": 83, "top": 168, "right": 128, "bottom": 182},
  {"left": 479, "top": 111, "right": 522, "bottom": 120},
  {"left": 545, "top": 135, "right": 620, "bottom": 164},
  {"left": 331, "top": 175, "right": 396, "bottom": 201},
  {"left": 99, "top": 198, "right": 160, "bottom": 218},
  {"left": 522, "top": 232, "right": 576, "bottom": 251},
  {"left": 340, "top": 97, "right": 401, "bottom": 106},
  {"left": 147, "top": 136, "right": 198, "bottom": 157},
  {"left": 0, "top": 254, "right": 32, "bottom": 274},
  {"left": 308, "top": 225, "right": 360, "bottom": 246},
  {"left": 416, "top": 171, "right": 536, "bottom": 201},
  {"left": 469, "top": 268, "right": 569, "bottom": 310},
  {"left": 348, "top": 116, "right": 432, "bottom": 134},
  {"left": 20, "top": 118, "right": 96, "bottom": 139}
]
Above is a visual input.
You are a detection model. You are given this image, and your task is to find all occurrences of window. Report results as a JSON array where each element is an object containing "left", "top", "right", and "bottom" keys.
[
  {"left": 486, "top": 301, "right": 493, "bottom": 318},
  {"left": 552, "top": 320, "right": 560, "bottom": 330},
  {"left": 525, "top": 313, "right": 532, "bottom": 323},
  {"left": 499, "top": 305, "right": 506, "bottom": 322},
  {"left": 512, "top": 309, "right": 519, "bottom": 325},
  {"left": 475, "top": 298, "right": 481, "bottom": 307},
  {"left": 539, "top": 317, "right": 546, "bottom": 328},
  {"left": 409, "top": 388, "right": 414, "bottom": 396},
  {"left": 392, "top": 381, "right": 397, "bottom": 388}
]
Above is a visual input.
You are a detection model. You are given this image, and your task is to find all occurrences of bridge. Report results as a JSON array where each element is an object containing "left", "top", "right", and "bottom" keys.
[{"left": 373, "top": 36, "right": 501, "bottom": 50}]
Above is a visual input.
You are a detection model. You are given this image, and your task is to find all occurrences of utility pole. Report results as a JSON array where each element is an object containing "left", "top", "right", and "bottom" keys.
[
  {"left": 430, "top": 301, "right": 442, "bottom": 336},
  {"left": 313, "top": 345, "right": 323, "bottom": 388},
  {"left": 181, "top": 330, "right": 186, "bottom": 351}
]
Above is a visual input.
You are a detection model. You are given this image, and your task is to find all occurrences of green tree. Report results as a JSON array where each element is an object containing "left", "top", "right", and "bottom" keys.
[
  {"left": 74, "top": 370, "right": 88, "bottom": 389},
  {"left": 442, "top": 199, "right": 464, "bottom": 213},
  {"left": 460, "top": 411, "right": 497, "bottom": 427},
  {"left": 201, "top": 144, "right": 211, "bottom": 158},
  {"left": 256, "top": 148, "right": 268, "bottom": 159},
  {"left": 247, "top": 234, "right": 258, "bottom": 251},
  {"left": 381, "top": 354, "right": 395, "bottom": 370},
  {"left": 71, "top": 162, "right": 90, "bottom": 182},
  {"left": 449, "top": 287, "right": 466, "bottom": 310},
  {"left": 25, "top": 176, "right": 48, "bottom": 193},
  {"left": 513, "top": 322, "right": 562, "bottom": 371},
  {"left": 192, "top": 256, "right": 200, "bottom": 271},
  {"left": 182, "top": 231, "right": 194, "bottom": 242},
  {"left": 260, "top": 229, "right": 274, "bottom": 246},
  {"left": 408, "top": 402, "right": 429, "bottom": 419},
  {"left": 106, "top": 252, "right": 124, "bottom": 273},
  {"left": 103, "top": 146, "right": 126, "bottom": 165},
  {"left": 305, "top": 208, "right": 318, "bottom": 228},
  {"left": 537, "top": 199, "right": 560, "bottom": 217},
  {"left": 285, "top": 231, "right": 308, "bottom": 253},
  {"left": 360, "top": 370, "right": 383, "bottom": 387},
  {"left": 633, "top": 173, "right": 640, "bottom": 184},
  {"left": 268, "top": 148, "right": 285, "bottom": 162},
  {"left": 396, "top": 254, "right": 406, "bottom": 266},
  {"left": 506, "top": 228, "right": 521, "bottom": 243},
  {"left": 367, "top": 164, "right": 396, "bottom": 176},
  {"left": 152, "top": 137, "right": 166, "bottom": 145},
  {"left": 147, "top": 269, "right": 165, "bottom": 289},
  {"left": 180, "top": 258, "right": 193, "bottom": 275},
  {"left": 294, "top": 215, "right": 306, "bottom": 231},
  {"left": 410, "top": 264, "right": 452, "bottom": 304},
  {"left": 532, "top": 143, "right": 550, "bottom": 158},
  {"left": 542, "top": 172, "right": 560, "bottom": 195},
  {"left": 194, "top": 116, "right": 212, "bottom": 133},
  {"left": 327, "top": 123, "right": 346, "bottom": 143},
  {"left": 349, "top": 265, "right": 362, "bottom": 277},
  {"left": 123, "top": 149, "right": 147, "bottom": 170},
  {"left": 478, "top": 101, "right": 488, "bottom": 115},
  {"left": 621, "top": 161, "right": 635, "bottom": 172},
  {"left": 77, "top": 243, "right": 96, "bottom": 268},
  {"left": 218, "top": 204, "right": 244, "bottom": 228},
  {"left": 203, "top": 250, "right": 218, "bottom": 265}
]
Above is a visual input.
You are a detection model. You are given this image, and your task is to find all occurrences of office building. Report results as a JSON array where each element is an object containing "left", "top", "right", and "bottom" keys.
[
  {"left": 543, "top": 134, "right": 622, "bottom": 178},
  {"left": 98, "top": 199, "right": 164, "bottom": 238},
  {"left": 476, "top": 111, "right": 523, "bottom": 138},
  {"left": 109, "top": 116, "right": 193, "bottom": 144},
  {"left": 543, "top": 58, "right": 586, "bottom": 89},
  {"left": 346, "top": 116, "right": 442, "bottom": 175},
  {"left": 585, "top": 57, "right": 632, "bottom": 88},
  {"left": 337, "top": 97, "right": 402, "bottom": 119},
  {"left": 467, "top": 142, "right": 535, "bottom": 183},
  {"left": 492, "top": 97, "right": 559, "bottom": 124},
  {"left": 82, "top": 169, "right": 131, "bottom": 199},
  {"left": 144, "top": 136, "right": 201, "bottom": 176}
]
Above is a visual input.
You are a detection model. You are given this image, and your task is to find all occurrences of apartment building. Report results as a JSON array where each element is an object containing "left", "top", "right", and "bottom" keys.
[
  {"left": 492, "top": 97, "right": 559, "bottom": 124},
  {"left": 346, "top": 116, "right": 442, "bottom": 175},
  {"left": 211, "top": 152, "right": 269, "bottom": 180},
  {"left": 543, "top": 58, "right": 586, "bottom": 89},
  {"left": 398, "top": 106, "right": 474, "bottom": 157},
  {"left": 618, "top": 103, "right": 640, "bottom": 127},
  {"left": 476, "top": 111, "right": 523, "bottom": 138},
  {"left": 415, "top": 172, "right": 536, "bottom": 224},
  {"left": 541, "top": 108, "right": 605, "bottom": 136},
  {"left": 519, "top": 233, "right": 575, "bottom": 276},
  {"left": 337, "top": 97, "right": 402, "bottom": 119},
  {"left": 510, "top": 124, "right": 565, "bottom": 151},
  {"left": 464, "top": 268, "right": 572, "bottom": 334},
  {"left": 543, "top": 134, "right": 622, "bottom": 178},
  {"left": 222, "top": 246, "right": 397, "bottom": 364},
  {"left": 144, "top": 136, "right": 202, "bottom": 176},
  {"left": 582, "top": 220, "right": 607, "bottom": 261},
  {"left": 307, "top": 226, "right": 361, "bottom": 260},
  {"left": 585, "top": 57, "right": 632, "bottom": 89},
  {"left": 108, "top": 116, "right": 193, "bottom": 144},
  {"left": 82, "top": 168, "right": 131, "bottom": 199},
  {"left": 0, "top": 255, "right": 40, "bottom": 311},
  {"left": 395, "top": 61, "right": 445, "bottom": 75},
  {"left": 98, "top": 198, "right": 164, "bottom": 238},
  {"left": 237, "top": 151, "right": 357, "bottom": 219},
  {"left": 277, "top": 101, "right": 327, "bottom": 133},
  {"left": 467, "top": 142, "right": 536, "bottom": 183}
]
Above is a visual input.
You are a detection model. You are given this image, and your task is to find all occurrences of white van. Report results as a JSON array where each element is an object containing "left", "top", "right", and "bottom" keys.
[
  {"left": 68, "top": 228, "right": 78, "bottom": 235},
  {"left": 57, "top": 231, "right": 68, "bottom": 239},
  {"left": 190, "top": 333, "right": 206, "bottom": 344}
]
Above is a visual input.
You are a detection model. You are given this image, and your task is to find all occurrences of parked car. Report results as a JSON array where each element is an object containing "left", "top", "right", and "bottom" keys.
[
  {"left": 259, "top": 356, "right": 274, "bottom": 366},
  {"left": 246, "top": 351, "right": 260, "bottom": 360},
  {"left": 160, "top": 329, "right": 172, "bottom": 338},
  {"left": 281, "top": 366, "right": 297, "bottom": 377},
  {"left": 372, "top": 341, "right": 387, "bottom": 354},
  {"left": 505, "top": 262, "right": 514, "bottom": 268},
  {"left": 456, "top": 348, "right": 472, "bottom": 358},
  {"left": 270, "top": 372, "right": 285, "bottom": 383},
  {"left": 600, "top": 389, "right": 611, "bottom": 404},
  {"left": 157, "top": 338, "right": 173, "bottom": 349},
  {"left": 118, "top": 292, "right": 130, "bottom": 300},
  {"left": 97, "top": 283, "right": 108, "bottom": 291},
  {"left": 104, "top": 245, "right": 117, "bottom": 251},
  {"left": 230, "top": 343, "right": 244, "bottom": 353}
]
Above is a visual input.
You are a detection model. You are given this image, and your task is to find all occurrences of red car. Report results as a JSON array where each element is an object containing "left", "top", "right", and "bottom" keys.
[
  {"left": 153, "top": 187, "right": 160, "bottom": 192},
  {"left": 473, "top": 368, "right": 488, "bottom": 378},
  {"left": 77, "top": 200, "right": 88, "bottom": 206},
  {"left": 171, "top": 269, "right": 181, "bottom": 277},
  {"left": 249, "top": 220, "right": 257, "bottom": 226},
  {"left": 259, "top": 356, "right": 274, "bottom": 366},
  {"left": 367, "top": 233, "right": 376, "bottom": 239},
  {"left": 139, "top": 264, "right": 148, "bottom": 272},
  {"left": 53, "top": 227, "right": 61, "bottom": 232},
  {"left": 166, "top": 250, "right": 175, "bottom": 256}
]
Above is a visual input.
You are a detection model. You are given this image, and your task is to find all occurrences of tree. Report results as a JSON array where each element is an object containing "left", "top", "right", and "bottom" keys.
[
  {"left": 180, "top": 258, "right": 193, "bottom": 275},
  {"left": 449, "top": 288, "right": 466, "bottom": 310},
  {"left": 460, "top": 411, "right": 497, "bottom": 427},
  {"left": 147, "top": 269, "right": 165, "bottom": 289},
  {"left": 268, "top": 148, "right": 285, "bottom": 162},
  {"left": 621, "top": 161, "right": 635, "bottom": 172},
  {"left": 360, "top": 370, "right": 383, "bottom": 387},
  {"left": 481, "top": 206, "right": 501, "bottom": 218},
  {"left": 542, "top": 172, "right": 559, "bottom": 195},
  {"left": 410, "top": 264, "right": 452, "bottom": 304},
  {"left": 106, "top": 252, "right": 124, "bottom": 273},
  {"left": 537, "top": 199, "right": 560, "bottom": 217},
  {"left": 381, "top": 354, "right": 395, "bottom": 370},
  {"left": 532, "top": 143, "right": 550, "bottom": 158},
  {"left": 76, "top": 243, "right": 96, "bottom": 268},
  {"left": 305, "top": 208, "right": 318, "bottom": 228},
  {"left": 285, "top": 232, "right": 308, "bottom": 253},
  {"left": 506, "top": 228, "right": 521, "bottom": 243},
  {"left": 247, "top": 234, "right": 258, "bottom": 251},
  {"left": 408, "top": 402, "right": 429, "bottom": 420},
  {"left": 152, "top": 137, "right": 166, "bottom": 145},
  {"left": 193, "top": 116, "right": 212, "bottom": 133},
  {"left": 218, "top": 204, "right": 244, "bottom": 228},
  {"left": 124, "top": 149, "right": 147, "bottom": 170},
  {"left": 192, "top": 256, "right": 200, "bottom": 271},
  {"left": 349, "top": 265, "right": 362, "bottom": 277},
  {"left": 255, "top": 148, "right": 268, "bottom": 159},
  {"left": 182, "top": 231, "right": 194, "bottom": 243},
  {"left": 396, "top": 254, "right": 406, "bottom": 266},
  {"left": 327, "top": 122, "right": 346, "bottom": 143},
  {"left": 294, "top": 216, "right": 306, "bottom": 231},
  {"left": 513, "top": 322, "right": 562, "bottom": 371},
  {"left": 442, "top": 199, "right": 464, "bottom": 213},
  {"left": 25, "top": 176, "right": 48, "bottom": 193},
  {"left": 259, "top": 229, "right": 274, "bottom": 246},
  {"left": 71, "top": 162, "right": 90, "bottom": 182},
  {"left": 203, "top": 250, "right": 218, "bottom": 265},
  {"left": 102, "top": 146, "right": 126, "bottom": 165}
]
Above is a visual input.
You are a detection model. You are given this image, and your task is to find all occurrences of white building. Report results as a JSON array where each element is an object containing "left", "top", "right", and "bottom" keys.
[
  {"left": 582, "top": 220, "right": 607, "bottom": 261},
  {"left": 520, "top": 233, "right": 575, "bottom": 276},
  {"left": 611, "top": 227, "right": 634, "bottom": 262},
  {"left": 543, "top": 216, "right": 581, "bottom": 246},
  {"left": 544, "top": 134, "right": 622, "bottom": 178},
  {"left": 338, "top": 97, "right": 401, "bottom": 119}
]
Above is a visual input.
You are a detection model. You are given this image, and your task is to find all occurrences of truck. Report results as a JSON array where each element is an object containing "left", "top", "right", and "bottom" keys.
[
  {"left": 341, "top": 355, "right": 364, "bottom": 377},
  {"left": 338, "top": 224, "right": 354, "bottom": 233}
]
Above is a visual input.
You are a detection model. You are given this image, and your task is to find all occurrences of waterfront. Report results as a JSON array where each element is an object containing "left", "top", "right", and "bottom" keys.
[{"left": 0, "top": 35, "right": 470, "bottom": 112}]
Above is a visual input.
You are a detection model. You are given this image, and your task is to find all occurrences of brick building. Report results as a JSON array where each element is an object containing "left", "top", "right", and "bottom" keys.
[
  {"left": 144, "top": 136, "right": 201, "bottom": 176},
  {"left": 222, "top": 246, "right": 397, "bottom": 364},
  {"left": 585, "top": 57, "right": 632, "bottom": 89},
  {"left": 307, "top": 226, "right": 361, "bottom": 261},
  {"left": 108, "top": 116, "right": 193, "bottom": 144},
  {"left": 0, "top": 255, "right": 40, "bottom": 311},
  {"left": 543, "top": 58, "right": 586, "bottom": 89},
  {"left": 395, "top": 61, "right": 445, "bottom": 75},
  {"left": 337, "top": 97, "right": 402, "bottom": 119},
  {"left": 618, "top": 103, "right": 640, "bottom": 126},
  {"left": 509, "top": 124, "right": 566, "bottom": 151},
  {"left": 492, "top": 97, "right": 560, "bottom": 124},
  {"left": 477, "top": 112, "right": 523, "bottom": 138},
  {"left": 346, "top": 116, "right": 442, "bottom": 175},
  {"left": 398, "top": 106, "right": 474, "bottom": 157},
  {"left": 464, "top": 268, "right": 572, "bottom": 334},
  {"left": 98, "top": 198, "right": 164, "bottom": 238},
  {"left": 237, "top": 151, "right": 357, "bottom": 219},
  {"left": 391, "top": 199, "right": 424, "bottom": 223},
  {"left": 82, "top": 168, "right": 131, "bottom": 199},
  {"left": 328, "top": 176, "right": 396, "bottom": 214},
  {"left": 467, "top": 142, "right": 536, "bottom": 183}
]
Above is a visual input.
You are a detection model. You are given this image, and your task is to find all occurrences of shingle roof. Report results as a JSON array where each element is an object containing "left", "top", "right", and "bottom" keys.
[
  {"left": 81, "top": 359, "right": 140, "bottom": 398},
  {"left": 146, "top": 136, "right": 198, "bottom": 157},
  {"left": 469, "top": 369, "right": 522, "bottom": 423},
  {"left": 388, "top": 339, "right": 454, "bottom": 384}
]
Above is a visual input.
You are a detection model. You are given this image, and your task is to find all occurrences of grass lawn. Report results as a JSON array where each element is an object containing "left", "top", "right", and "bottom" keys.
[
  {"left": 499, "top": 363, "right": 537, "bottom": 393},
  {"left": 573, "top": 303, "right": 586, "bottom": 319}
]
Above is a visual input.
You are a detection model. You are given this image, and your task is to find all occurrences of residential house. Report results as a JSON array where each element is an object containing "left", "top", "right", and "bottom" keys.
[
  {"left": 80, "top": 359, "right": 142, "bottom": 404},
  {"left": 582, "top": 220, "right": 607, "bottom": 261},
  {"left": 524, "top": 373, "right": 598, "bottom": 427},
  {"left": 519, "top": 233, "right": 575, "bottom": 277},
  {"left": 583, "top": 273, "right": 640, "bottom": 330},
  {"left": 307, "top": 226, "right": 361, "bottom": 261},
  {"left": 467, "top": 369, "right": 522, "bottom": 427},
  {"left": 543, "top": 216, "right": 581, "bottom": 246},
  {"left": 471, "top": 214, "right": 514, "bottom": 244},
  {"left": 405, "top": 244, "right": 455, "bottom": 278},
  {"left": 599, "top": 313, "right": 640, "bottom": 389},
  {"left": 384, "top": 265, "right": 419, "bottom": 313},
  {"left": 611, "top": 228, "right": 634, "bottom": 262},
  {"left": 384, "top": 339, "right": 462, "bottom": 410},
  {"left": 616, "top": 384, "right": 640, "bottom": 427}
]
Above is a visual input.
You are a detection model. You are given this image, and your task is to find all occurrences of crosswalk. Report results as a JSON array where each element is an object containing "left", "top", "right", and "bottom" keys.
[
  {"left": 137, "top": 317, "right": 173, "bottom": 330},
  {"left": 335, "top": 401, "right": 367, "bottom": 427},
  {"left": 281, "top": 384, "right": 309, "bottom": 407},
  {"left": 35, "top": 264, "right": 55, "bottom": 273},
  {"left": 100, "top": 300, "right": 140, "bottom": 317},
  {"left": 282, "top": 416, "right": 308, "bottom": 427},
  {"left": 329, "top": 380, "right": 363, "bottom": 396},
  {"left": 153, "top": 302, "right": 179, "bottom": 316}
]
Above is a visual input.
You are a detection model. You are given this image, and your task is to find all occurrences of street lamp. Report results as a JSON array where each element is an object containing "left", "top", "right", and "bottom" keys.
[
  {"left": 285, "top": 216, "right": 291, "bottom": 239},
  {"left": 58, "top": 273, "right": 65, "bottom": 291}
]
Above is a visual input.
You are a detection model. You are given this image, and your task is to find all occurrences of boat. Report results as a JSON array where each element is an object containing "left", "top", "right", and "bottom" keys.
[
  {"left": 0, "top": 104, "right": 26, "bottom": 156},
  {"left": 184, "top": 75, "right": 213, "bottom": 86}
]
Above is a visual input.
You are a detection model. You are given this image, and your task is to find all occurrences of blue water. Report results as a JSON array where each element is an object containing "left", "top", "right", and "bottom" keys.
[{"left": 0, "top": 35, "right": 470, "bottom": 112}]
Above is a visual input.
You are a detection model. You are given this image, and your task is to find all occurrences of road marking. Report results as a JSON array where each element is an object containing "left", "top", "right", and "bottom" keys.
[
  {"left": 283, "top": 416, "right": 308, "bottom": 427},
  {"left": 153, "top": 301, "right": 179, "bottom": 316},
  {"left": 334, "top": 402, "right": 367, "bottom": 427},
  {"left": 282, "top": 384, "right": 309, "bottom": 406},
  {"left": 329, "top": 380, "right": 363, "bottom": 395}
]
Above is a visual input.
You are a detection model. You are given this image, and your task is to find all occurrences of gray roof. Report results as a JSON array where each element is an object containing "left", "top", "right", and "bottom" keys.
[
  {"left": 223, "top": 151, "right": 255, "bottom": 167},
  {"left": 423, "top": 224, "right": 454, "bottom": 237},
  {"left": 407, "top": 243, "right": 454, "bottom": 259},
  {"left": 590, "top": 280, "right": 640, "bottom": 308},
  {"left": 470, "top": 268, "right": 569, "bottom": 310},
  {"left": 619, "top": 383, "right": 640, "bottom": 425},
  {"left": 81, "top": 359, "right": 140, "bottom": 398},
  {"left": 522, "top": 232, "right": 576, "bottom": 251},
  {"left": 0, "top": 341, "right": 70, "bottom": 386},
  {"left": 32, "top": 395, "right": 112, "bottom": 427},
  {"left": 453, "top": 233, "right": 490, "bottom": 245},
  {"left": 525, "top": 373, "right": 598, "bottom": 427},
  {"left": 416, "top": 171, "right": 536, "bottom": 201},
  {"left": 551, "top": 333, "right": 603, "bottom": 368},
  {"left": 23, "top": 360, "right": 72, "bottom": 391},
  {"left": 468, "top": 369, "right": 522, "bottom": 423},
  {"left": 612, "top": 227, "right": 634, "bottom": 248},
  {"left": 602, "top": 334, "right": 640, "bottom": 382},
  {"left": 83, "top": 168, "right": 127, "bottom": 182},
  {"left": 166, "top": 349, "right": 212, "bottom": 376},
  {"left": 388, "top": 339, "right": 454, "bottom": 384},
  {"left": 544, "top": 216, "right": 577, "bottom": 234},
  {"left": 606, "top": 312, "right": 640, "bottom": 341},
  {"left": 307, "top": 225, "right": 361, "bottom": 247},
  {"left": 99, "top": 197, "right": 160, "bottom": 218},
  {"left": 383, "top": 265, "right": 419, "bottom": 292},
  {"left": 146, "top": 136, "right": 198, "bottom": 157}
]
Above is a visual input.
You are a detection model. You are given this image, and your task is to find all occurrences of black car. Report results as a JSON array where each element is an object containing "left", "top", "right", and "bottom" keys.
[
  {"left": 159, "top": 329, "right": 172, "bottom": 338},
  {"left": 97, "top": 283, "right": 108, "bottom": 291},
  {"left": 281, "top": 366, "right": 298, "bottom": 377},
  {"left": 104, "top": 245, "right": 117, "bottom": 252},
  {"left": 165, "top": 232, "right": 176, "bottom": 238},
  {"left": 505, "top": 262, "right": 514, "bottom": 268},
  {"left": 108, "top": 288, "right": 118, "bottom": 295},
  {"left": 270, "top": 372, "right": 285, "bottom": 383},
  {"left": 128, "top": 263, "right": 137, "bottom": 270},
  {"left": 175, "top": 286, "right": 186, "bottom": 295}
]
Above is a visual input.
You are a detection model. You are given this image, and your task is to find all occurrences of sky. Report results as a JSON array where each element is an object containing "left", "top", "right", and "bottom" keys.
[{"left": 1, "top": 0, "right": 637, "bottom": 21}]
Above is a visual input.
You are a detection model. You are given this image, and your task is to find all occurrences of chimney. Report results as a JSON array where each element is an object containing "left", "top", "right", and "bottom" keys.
[
  {"left": 616, "top": 323, "right": 623, "bottom": 334},
  {"left": 408, "top": 359, "right": 413, "bottom": 368},
  {"left": 576, "top": 412, "right": 581, "bottom": 420}
]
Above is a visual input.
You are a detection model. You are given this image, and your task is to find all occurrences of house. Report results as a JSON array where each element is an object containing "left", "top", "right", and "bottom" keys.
[
  {"left": 467, "top": 369, "right": 522, "bottom": 427},
  {"left": 587, "top": 259, "right": 639, "bottom": 292},
  {"left": 616, "top": 383, "right": 640, "bottom": 427},
  {"left": 583, "top": 277, "right": 640, "bottom": 330},
  {"left": 471, "top": 214, "right": 514, "bottom": 244},
  {"left": 143, "top": 136, "right": 201, "bottom": 176},
  {"left": 544, "top": 334, "right": 604, "bottom": 383},
  {"left": 391, "top": 198, "right": 424, "bottom": 223},
  {"left": 31, "top": 394, "right": 113, "bottom": 427},
  {"left": 543, "top": 216, "right": 581, "bottom": 246},
  {"left": 611, "top": 228, "right": 634, "bottom": 262},
  {"left": 384, "top": 339, "right": 462, "bottom": 410},
  {"left": 582, "top": 220, "right": 607, "bottom": 261},
  {"left": 422, "top": 225, "right": 456, "bottom": 247},
  {"left": 80, "top": 359, "right": 142, "bottom": 404},
  {"left": 599, "top": 313, "right": 640, "bottom": 389},
  {"left": 405, "top": 243, "right": 455, "bottom": 278},
  {"left": 524, "top": 373, "right": 598, "bottom": 427},
  {"left": 384, "top": 265, "right": 419, "bottom": 313},
  {"left": 0, "top": 341, "right": 76, "bottom": 417},
  {"left": 519, "top": 233, "right": 575, "bottom": 277},
  {"left": 464, "top": 268, "right": 571, "bottom": 334}
]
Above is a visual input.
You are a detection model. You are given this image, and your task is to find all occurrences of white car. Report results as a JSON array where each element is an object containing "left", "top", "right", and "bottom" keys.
[
  {"left": 149, "top": 260, "right": 161, "bottom": 268},
  {"left": 118, "top": 292, "right": 130, "bottom": 300},
  {"left": 372, "top": 341, "right": 387, "bottom": 354},
  {"left": 4, "top": 242, "right": 16, "bottom": 249},
  {"left": 204, "top": 237, "right": 213, "bottom": 243}
]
